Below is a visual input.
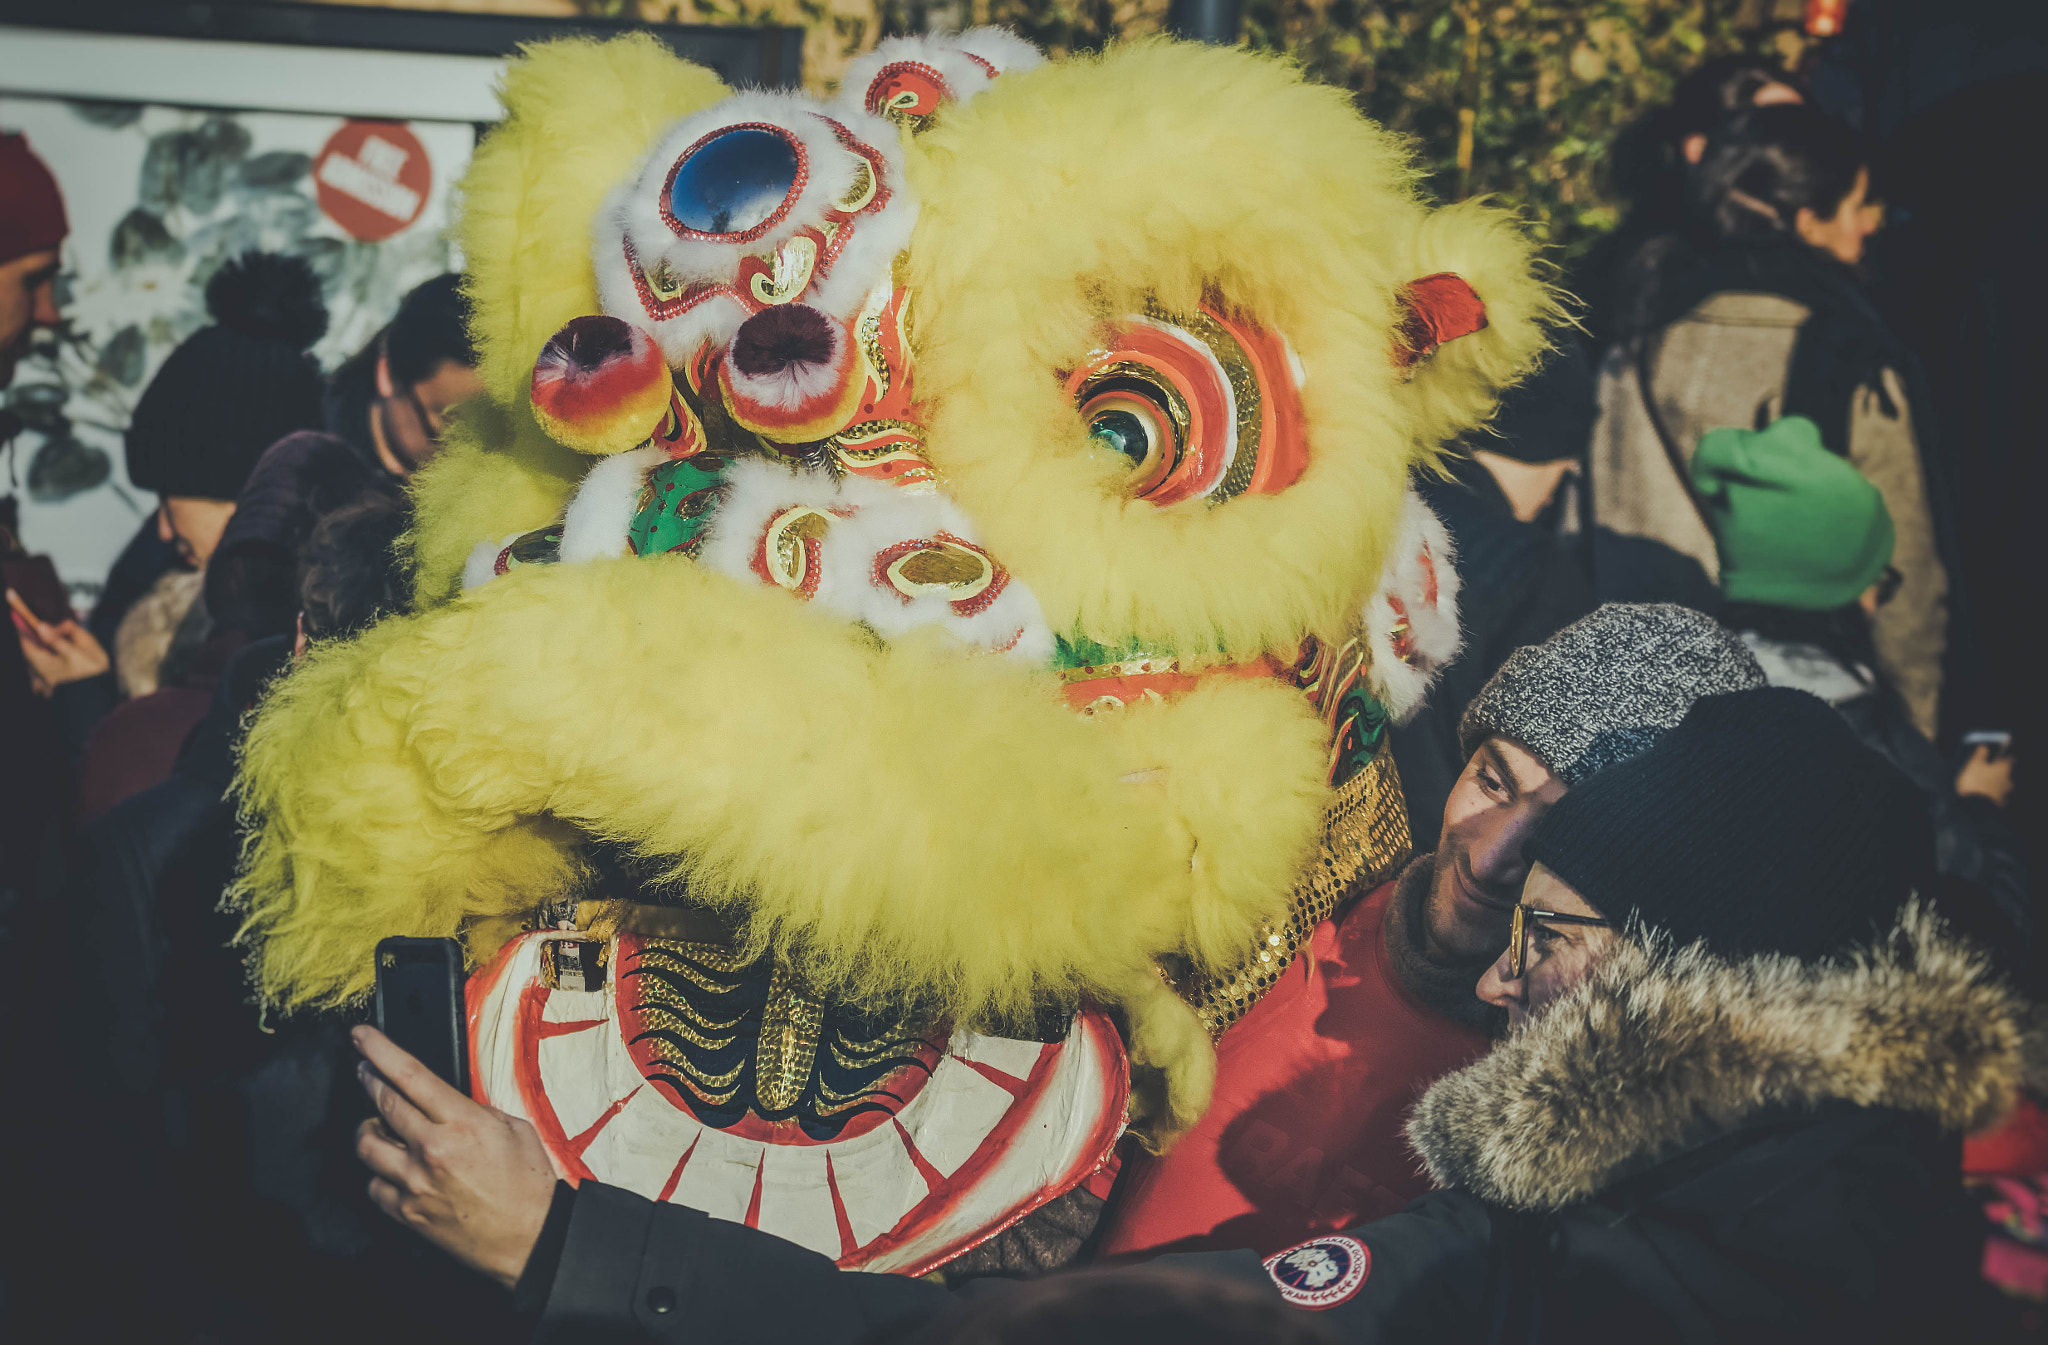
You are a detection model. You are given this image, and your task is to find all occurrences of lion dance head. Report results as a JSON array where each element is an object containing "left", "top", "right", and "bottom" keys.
[{"left": 233, "top": 32, "right": 1553, "bottom": 1269}]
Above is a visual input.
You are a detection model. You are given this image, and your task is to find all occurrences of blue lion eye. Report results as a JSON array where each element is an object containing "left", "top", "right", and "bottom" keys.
[{"left": 668, "top": 127, "right": 800, "bottom": 236}]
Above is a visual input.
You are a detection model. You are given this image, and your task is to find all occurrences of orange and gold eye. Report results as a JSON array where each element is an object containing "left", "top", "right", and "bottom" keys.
[
  {"left": 1078, "top": 377, "right": 1182, "bottom": 496},
  {"left": 1065, "top": 299, "right": 1308, "bottom": 507}
]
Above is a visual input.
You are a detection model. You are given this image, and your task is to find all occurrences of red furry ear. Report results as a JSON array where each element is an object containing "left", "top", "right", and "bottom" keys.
[{"left": 1393, "top": 273, "right": 1487, "bottom": 368}]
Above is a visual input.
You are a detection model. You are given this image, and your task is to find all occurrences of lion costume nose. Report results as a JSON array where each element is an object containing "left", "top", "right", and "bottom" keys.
[
  {"left": 717, "top": 303, "right": 863, "bottom": 444},
  {"left": 530, "top": 314, "right": 675, "bottom": 455}
]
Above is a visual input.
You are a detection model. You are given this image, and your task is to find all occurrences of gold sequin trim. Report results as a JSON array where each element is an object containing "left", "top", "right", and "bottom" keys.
[
  {"left": 1177, "top": 740, "right": 1413, "bottom": 1037},
  {"left": 754, "top": 960, "right": 826, "bottom": 1112}
]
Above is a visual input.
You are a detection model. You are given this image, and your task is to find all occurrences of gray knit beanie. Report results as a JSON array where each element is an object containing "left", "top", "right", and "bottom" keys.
[{"left": 1459, "top": 603, "right": 1766, "bottom": 786}]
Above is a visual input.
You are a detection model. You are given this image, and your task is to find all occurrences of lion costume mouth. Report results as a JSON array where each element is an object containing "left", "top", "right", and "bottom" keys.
[{"left": 232, "top": 34, "right": 1555, "bottom": 1168}]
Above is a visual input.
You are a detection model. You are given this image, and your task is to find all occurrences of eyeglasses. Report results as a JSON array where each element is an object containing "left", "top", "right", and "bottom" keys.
[
  {"left": 1874, "top": 565, "right": 1904, "bottom": 607},
  {"left": 1508, "top": 903, "right": 1611, "bottom": 980}
]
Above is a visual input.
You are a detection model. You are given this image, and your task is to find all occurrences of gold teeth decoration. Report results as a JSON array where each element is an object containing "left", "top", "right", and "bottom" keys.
[{"left": 1176, "top": 739, "right": 1414, "bottom": 1037}]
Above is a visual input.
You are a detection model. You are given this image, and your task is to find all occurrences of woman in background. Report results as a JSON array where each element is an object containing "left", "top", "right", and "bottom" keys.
[{"left": 1586, "top": 102, "right": 1952, "bottom": 742}]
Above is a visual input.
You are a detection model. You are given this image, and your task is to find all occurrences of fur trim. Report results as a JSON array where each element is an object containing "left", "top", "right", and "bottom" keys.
[
  {"left": 462, "top": 535, "right": 517, "bottom": 592},
  {"left": 231, "top": 557, "right": 1326, "bottom": 1026},
  {"left": 1363, "top": 491, "right": 1461, "bottom": 723},
  {"left": 457, "top": 35, "right": 730, "bottom": 409},
  {"left": 593, "top": 91, "right": 914, "bottom": 366},
  {"left": 834, "top": 29, "right": 1044, "bottom": 127},
  {"left": 113, "top": 569, "right": 204, "bottom": 699},
  {"left": 557, "top": 444, "right": 664, "bottom": 563},
  {"left": 1407, "top": 902, "right": 2031, "bottom": 1212},
  {"left": 901, "top": 41, "right": 1553, "bottom": 660}
]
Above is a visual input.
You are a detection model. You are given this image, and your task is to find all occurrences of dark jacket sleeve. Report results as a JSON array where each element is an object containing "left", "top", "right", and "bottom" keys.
[
  {"left": 535, "top": 1180, "right": 1497, "bottom": 1345},
  {"left": 1149, "top": 1190, "right": 1496, "bottom": 1342},
  {"left": 535, "top": 1181, "right": 956, "bottom": 1344}
]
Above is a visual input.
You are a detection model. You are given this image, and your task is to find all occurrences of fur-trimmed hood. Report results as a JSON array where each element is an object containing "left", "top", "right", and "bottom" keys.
[{"left": 1408, "top": 903, "right": 2038, "bottom": 1213}]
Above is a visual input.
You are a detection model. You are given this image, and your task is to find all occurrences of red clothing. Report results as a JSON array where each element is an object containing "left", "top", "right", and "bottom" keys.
[{"left": 1098, "top": 876, "right": 1488, "bottom": 1257}]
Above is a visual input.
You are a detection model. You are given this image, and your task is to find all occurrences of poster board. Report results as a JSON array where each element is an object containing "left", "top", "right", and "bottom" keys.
[{"left": 0, "top": 31, "right": 487, "bottom": 609}]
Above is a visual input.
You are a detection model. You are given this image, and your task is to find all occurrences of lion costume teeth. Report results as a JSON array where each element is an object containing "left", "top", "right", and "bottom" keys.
[{"left": 232, "top": 31, "right": 1556, "bottom": 1270}]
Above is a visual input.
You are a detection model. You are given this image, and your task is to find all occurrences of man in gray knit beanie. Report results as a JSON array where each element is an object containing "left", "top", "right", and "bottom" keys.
[
  {"left": 1460, "top": 602, "right": 1767, "bottom": 787},
  {"left": 1384, "top": 602, "right": 1764, "bottom": 1022}
]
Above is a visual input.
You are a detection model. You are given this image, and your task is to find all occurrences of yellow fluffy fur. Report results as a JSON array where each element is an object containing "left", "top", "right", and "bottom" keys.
[
  {"left": 903, "top": 41, "right": 1557, "bottom": 656},
  {"left": 237, "top": 37, "right": 1557, "bottom": 1137},
  {"left": 458, "top": 35, "right": 728, "bottom": 408},
  {"left": 236, "top": 557, "right": 1327, "bottom": 1030}
]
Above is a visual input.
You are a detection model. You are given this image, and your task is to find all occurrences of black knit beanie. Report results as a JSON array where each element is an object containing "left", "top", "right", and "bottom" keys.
[
  {"left": 125, "top": 252, "right": 328, "bottom": 502},
  {"left": 1524, "top": 686, "right": 1930, "bottom": 963}
]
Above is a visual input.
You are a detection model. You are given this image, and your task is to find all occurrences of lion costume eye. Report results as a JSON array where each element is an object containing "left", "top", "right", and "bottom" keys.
[
  {"left": 1066, "top": 300, "right": 1310, "bottom": 506},
  {"left": 663, "top": 125, "right": 805, "bottom": 240}
]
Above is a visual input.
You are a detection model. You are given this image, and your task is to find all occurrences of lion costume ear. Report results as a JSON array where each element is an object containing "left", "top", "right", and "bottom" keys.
[
  {"left": 458, "top": 35, "right": 729, "bottom": 410},
  {"left": 1391, "top": 199, "right": 1562, "bottom": 456}
]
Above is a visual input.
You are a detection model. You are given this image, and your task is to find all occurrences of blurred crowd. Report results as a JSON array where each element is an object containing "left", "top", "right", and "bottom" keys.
[{"left": 1, "top": 0, "right": 2044, "bottom": 1341}]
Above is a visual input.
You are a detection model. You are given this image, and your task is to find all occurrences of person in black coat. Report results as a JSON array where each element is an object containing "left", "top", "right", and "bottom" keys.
[{"left": 346, "top": 686, "right": 2028, "bottom": 1343}]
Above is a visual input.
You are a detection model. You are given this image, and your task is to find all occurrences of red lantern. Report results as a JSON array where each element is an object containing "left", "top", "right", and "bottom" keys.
[{"left": 1806, "top": 0, "right": 1850, "bottom": 37}]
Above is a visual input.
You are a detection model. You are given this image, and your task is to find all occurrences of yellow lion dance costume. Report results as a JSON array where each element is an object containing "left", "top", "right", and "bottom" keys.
[{"left": 234, "top": 32, "right": 1553, "bottom": 1277}]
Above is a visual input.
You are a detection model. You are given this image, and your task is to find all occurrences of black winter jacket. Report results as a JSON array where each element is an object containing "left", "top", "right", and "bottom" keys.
[{"left": 524, "top": 905, "right": 2016, "bottom": 1344}]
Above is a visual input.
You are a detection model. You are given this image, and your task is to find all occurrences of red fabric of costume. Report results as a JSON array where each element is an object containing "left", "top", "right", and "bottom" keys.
[{"left": 1098, "top": 877, "right": 1489, "bottom": 1258}]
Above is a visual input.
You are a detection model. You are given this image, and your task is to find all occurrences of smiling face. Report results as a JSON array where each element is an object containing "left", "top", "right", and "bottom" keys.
[{"left": 1423, "top": 737, "right": 1567, "bottom": 965}]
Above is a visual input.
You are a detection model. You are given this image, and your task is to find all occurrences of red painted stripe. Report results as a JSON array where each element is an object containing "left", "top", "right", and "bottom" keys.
[
  {"left": 657, "top": 1135, "right": 701, "bottom": 1203},
  {"left": 955, "top": 1056, "right": 1030, "bottom": 1098},
  {"left": 567, "top": 1086, "right": 640, "bottom": 1157},
  {"left": 535, "top": 1017, "right": 606, "bottom": 1039},
  {"left": 891, "top": 1118, "right": 948, "bottom": 1194},
  {"left": 824, "top": 1153, "right": 859, "bottom": 1260},
  {"left": 742, "top": 1153, "right": 767, "bottom": 1229}
]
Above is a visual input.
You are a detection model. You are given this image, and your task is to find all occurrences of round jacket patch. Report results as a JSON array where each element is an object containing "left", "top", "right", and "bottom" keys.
[{"left": 1263, "top": 1234, "right": 1370, "bottom": 1309}]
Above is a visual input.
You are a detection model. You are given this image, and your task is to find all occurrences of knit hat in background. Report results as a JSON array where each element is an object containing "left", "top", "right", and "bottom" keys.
[
  {"left": 124, "top": 252, "right": 329, "bottom": 502},
  {"left": 0, "top": 134, "right": 67, "bottom": 266},
  {"left": 1460, "top": 602, "right": 1766, "bottom": 785},
  {"left": 1691, "top": 415, "right": 1895, "bottom": 611},
  {"left": 1526, "top": 686, "right": 1929, "bottom": 963}
]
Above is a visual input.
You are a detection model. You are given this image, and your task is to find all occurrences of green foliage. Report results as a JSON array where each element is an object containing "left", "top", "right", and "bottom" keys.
[
  {"left": 1241, "top": 0, "right": 1786, "bottom": 261},
  {"left": 583, "top": 0, "right": 1809, "bottom": 261}
]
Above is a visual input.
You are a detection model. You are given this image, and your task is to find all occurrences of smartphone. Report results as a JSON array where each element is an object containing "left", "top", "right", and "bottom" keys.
[
  {"left": 2, "top": 554, "right": 76, "bottom": 625},
  {"left": 373, "top": 937, "right": 469, "bottom": 1095},
  {"left": 1962, "top": 730, "right": 2014, "bottom": 761}
]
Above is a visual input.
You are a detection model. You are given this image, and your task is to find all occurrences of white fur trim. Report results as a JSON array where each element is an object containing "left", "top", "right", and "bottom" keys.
[
  {"left": 834, "top": 29, "right": 1043, "bottom": 126},
  {"left": 462, "top": 535, "right": 519, "bottom": 592},
  {"left": 1364, "top": 491, "right": 1462, "bottom": 724},
  {"left": 593, "top": 92, "right": 915, "bottom": 366},
  {"left": 698, "top": 457, "right": 1053, "bottom": 661},
  {"left": 951, "top": 27, "right": 1045, "bottom": 77},
  {"left": 558, "top": 445, "right": 665, "bottom": 564}
]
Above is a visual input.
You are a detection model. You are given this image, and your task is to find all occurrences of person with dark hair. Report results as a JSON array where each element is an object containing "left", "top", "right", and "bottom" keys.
[
  {"left": 1576, "top": 55, "right": 1803, "bottom": 348},
  {"left": 201, "top": 272, "right": 478, "bottom": 643},
  {"left": 204, "top": 271, "right": 476, "bottom": 642},
  {"left": 323, "top": 270, "right": 480, "bottom": 485},
  {"left": 296, "top": 491, "right": 411, "bottom": 646},
  {"left": 1586, "top": 102, "right": 1954, "bottom": 744}
]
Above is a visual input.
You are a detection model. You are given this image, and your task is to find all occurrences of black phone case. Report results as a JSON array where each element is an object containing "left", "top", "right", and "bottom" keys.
[{"left": 373, "top": 936, "right": 470, "bottom": 1095}]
